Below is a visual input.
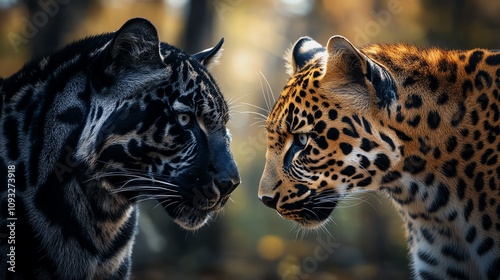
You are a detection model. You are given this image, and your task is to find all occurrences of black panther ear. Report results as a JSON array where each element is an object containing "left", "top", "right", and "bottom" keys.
[
  {"left": 108, "top": 18, "right": 162, "bottom": 71},
  {"left": 192, "top": 38, "right": 224, "bottom": 68},
  {"left": 286, "top": 37, "right": 326, "bottom": 76}
]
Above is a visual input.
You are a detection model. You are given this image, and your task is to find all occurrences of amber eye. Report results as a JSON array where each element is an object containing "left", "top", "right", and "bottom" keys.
[
  {"left": 297, "top": 133, "right": 309, "bottom": 146},
  {"left": 177, "top": 113, "right": 191, "bottom": 126}
]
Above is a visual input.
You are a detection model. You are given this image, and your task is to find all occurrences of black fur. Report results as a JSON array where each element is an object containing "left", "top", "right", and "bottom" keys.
[{"left": 0, "top": 18, "right": 240, "bottom": 279}]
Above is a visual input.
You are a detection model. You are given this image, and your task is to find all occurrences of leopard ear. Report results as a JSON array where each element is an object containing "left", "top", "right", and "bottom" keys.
[
  {"left": 286, "top": 37, "right": 326, "bottom": 76},
  {"left": 108, "top": 18, "right": 162, "bottom": 71},
  {"left": 325, "top": 35, "right": 397, "bottom": 111},
  {"left": 325, "top": 35, "right": 368, "bottom": 87},
  {"left": 192, "top": 38, "right": 224, "bottom": 68}
]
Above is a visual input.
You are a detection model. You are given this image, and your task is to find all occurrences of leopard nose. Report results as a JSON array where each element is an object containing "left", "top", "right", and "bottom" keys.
[{"left": 260, "top": 194, "right": 279, "bottom": 209}]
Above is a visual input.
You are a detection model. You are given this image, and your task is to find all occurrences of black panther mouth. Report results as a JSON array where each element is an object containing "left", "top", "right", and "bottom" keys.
[{"left": 161, "top": 180, "right": 238, "bottom": 230}]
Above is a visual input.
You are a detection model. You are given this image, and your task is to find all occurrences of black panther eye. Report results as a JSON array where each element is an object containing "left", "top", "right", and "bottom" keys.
[{"left": 177, "top": 113, "right": 191, "bottom": 126}]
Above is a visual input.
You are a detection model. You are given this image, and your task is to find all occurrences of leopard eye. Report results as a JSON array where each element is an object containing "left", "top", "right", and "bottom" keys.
[
  {"left": 297, "top": 133, "right": 309, "bottom": 146},
  {"left": 177, "top": 113, "right": 191, "bottom": 126}
]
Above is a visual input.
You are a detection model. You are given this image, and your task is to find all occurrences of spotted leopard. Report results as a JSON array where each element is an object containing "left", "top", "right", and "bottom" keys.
[
  {"left": 258, "top": 36, "right": 500, "bottom": 279},
  {"left": 0, "top": 18, "right": 240, "bottom": 279}
]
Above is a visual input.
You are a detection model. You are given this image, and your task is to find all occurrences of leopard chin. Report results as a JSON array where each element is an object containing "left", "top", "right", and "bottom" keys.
[{"left": 279, "top": 200, "right": 338, "bottom": 230}]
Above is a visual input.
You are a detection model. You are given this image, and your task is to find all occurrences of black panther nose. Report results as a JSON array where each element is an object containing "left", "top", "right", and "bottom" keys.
[
  {"left": 215, "top": 177, "right": 240, "bottom": 195},
  {"left": 260, "top": 194, "right": 279, "bottom": 209}
]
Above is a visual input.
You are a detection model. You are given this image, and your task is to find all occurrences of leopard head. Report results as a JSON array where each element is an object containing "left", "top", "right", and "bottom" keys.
[
  {"left": 258, "top": 36, "right": 402, "bottom": 228},
  {"left": 76, "top": 18, "right": 240, "bottom": 230}
]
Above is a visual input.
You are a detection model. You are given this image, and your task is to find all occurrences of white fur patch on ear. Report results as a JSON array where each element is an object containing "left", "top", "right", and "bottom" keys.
[{"left": 284, "top": 37, "right": 326, "bottom": 76}]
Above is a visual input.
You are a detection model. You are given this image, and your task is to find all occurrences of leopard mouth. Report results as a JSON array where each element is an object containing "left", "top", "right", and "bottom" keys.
[
  {"left": 280, "top": 202, "right": 337, "bottom": 229},
  {"left": 262, "top": 191, "right": 339, "bottom": 229}
]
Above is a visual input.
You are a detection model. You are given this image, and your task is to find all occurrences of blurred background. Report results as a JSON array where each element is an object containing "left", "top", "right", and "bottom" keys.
[{"left": 1, "top": 0, "right": 499, "bottom": 279}]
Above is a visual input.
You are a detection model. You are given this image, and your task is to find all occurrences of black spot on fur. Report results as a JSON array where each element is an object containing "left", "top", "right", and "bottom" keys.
[
  {"left": 441, "top": 244, "right": 469, "bottom": 262},
  {"left": 380, "top": 132, "right": 396, "bottom": 150},
  {"left": 446, "top": 136, "right": 458, "bottom": 153},
  {"left": 339, "top": 142, "right": 353, "bottom": 155},
  {"left": 482, "top": 215, "right": 493, "bottom": 231},
  {"left": 388, "top": 125, "right": 413, "bottom": 141},
  {"left": 465, "top": 50, "right": 484, "bottom": 74},
  {"left": 403, "top": 76, "right": 417, "bottom": 87},
  {"left": 328, "top": 109, "right": 338, "bottom": 121},
  {"left": 446, "top": 267, "right": 468, "bottom": 279},
  {"left": 424, "top": 173, "right": 435, "bottom": 185},
  {"left": 426, "top": 183, "right": 450, "bottom": 213},
  {"left": 314, "top": 120, "right": 326, "bottom": 134},
  {"left": 428, "top": 75, "right": 439, "bottom": 92},
  {"left": 457, "top": 178, "right": 467, "bottom": 200},
  {"left": 407, "top": 116, "right": 421, "bottom": 128},
  {"left": 327, "top": 128, "right": 339, "bottom": 140},
  {"left": 464, "top": 199, "right": 474, "bottom": 222},
  {"left": 475, "top": 71, "right": 493, "bottom": 91},
  {"left": 441, "top": 159, "right": 458, "bottom": 177},
  {"left": 405, "top": 94, "right": 423, "bottom": 109},
  {"left": 462, "top": 79, "right": 474, "bottom": 97},
  {"left": 477, "top": 93, "right": 490, "bottom": 110},
  {"left": 341, "top": 116, "right": 359, "bottom": 138},
  {"left": 451, "top": 102, "right": 466, "bottom": 127},
  {"left": 427, "top": 111, "right": 441, "bottom": 130},
  {"left": 340, "top": 165, "right": 356, "bottom": 176},
  {"left": 420, "top": 227, "right": 435, "bottom": 244},
  {"left": 474, "top": 172, "right": 485, "bottom": 192},
  {"left": 395, "top": 105, "right": 404, "bottom": 123},
  {"left": 485, "top": 54, "right": 500, "bottom": 65},
  {"left": 314, "top": 136, "right": 328, "bottom": 149},
  {"left": 437, "top": 92, "right": 449, "bottom": 105},
  {"left": 481, "top": 148, "right": 497, "bottom": 165},
  {"left": 360, "top": 138, "right": 379, "bottom": 152},
  {"left": 362, "top": 117, "right": 372, "bottom": 135},
  {"left": 417, "top": 250, "right": 438, "bottom": 266},
  {"left": 356, "top": 176, "right": 372, "bottom": 187},
  {"left": 477, "top": 237, "right": 495, "bottom": 256},
  {"left": 418, "top": 137, "right": 432, "bottom": 155},
  {"left": 403, "top": 155, "right": 426, "bottom": 174},
  {"left": 461, "top": 144, "right": 474, "bottom": 160},
  {"left": 464, "top": 162, "right": 476, "bottom": 178},
  {"left": 381, "top": 171, "right": 401, "bottom": 184},
  {"left": 466, "top": 226, "right": 477, "bottom": 243},
  {"left": 374, "top": 153, "right": 390, "bottom": 171}
]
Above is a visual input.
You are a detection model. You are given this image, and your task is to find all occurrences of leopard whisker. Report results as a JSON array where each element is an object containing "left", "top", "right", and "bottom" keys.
[
  {"left": 241, "top": 102, "right": 270, "bottom": 114},
  {"left": 237, "top": 109, "right": 269, "bottom": 120},
  {"left": 226, "top": 92, "right": 253, "bottom": 108},
  {"left": 259, "top": 71, "right": 276, "bottom": 111}
]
